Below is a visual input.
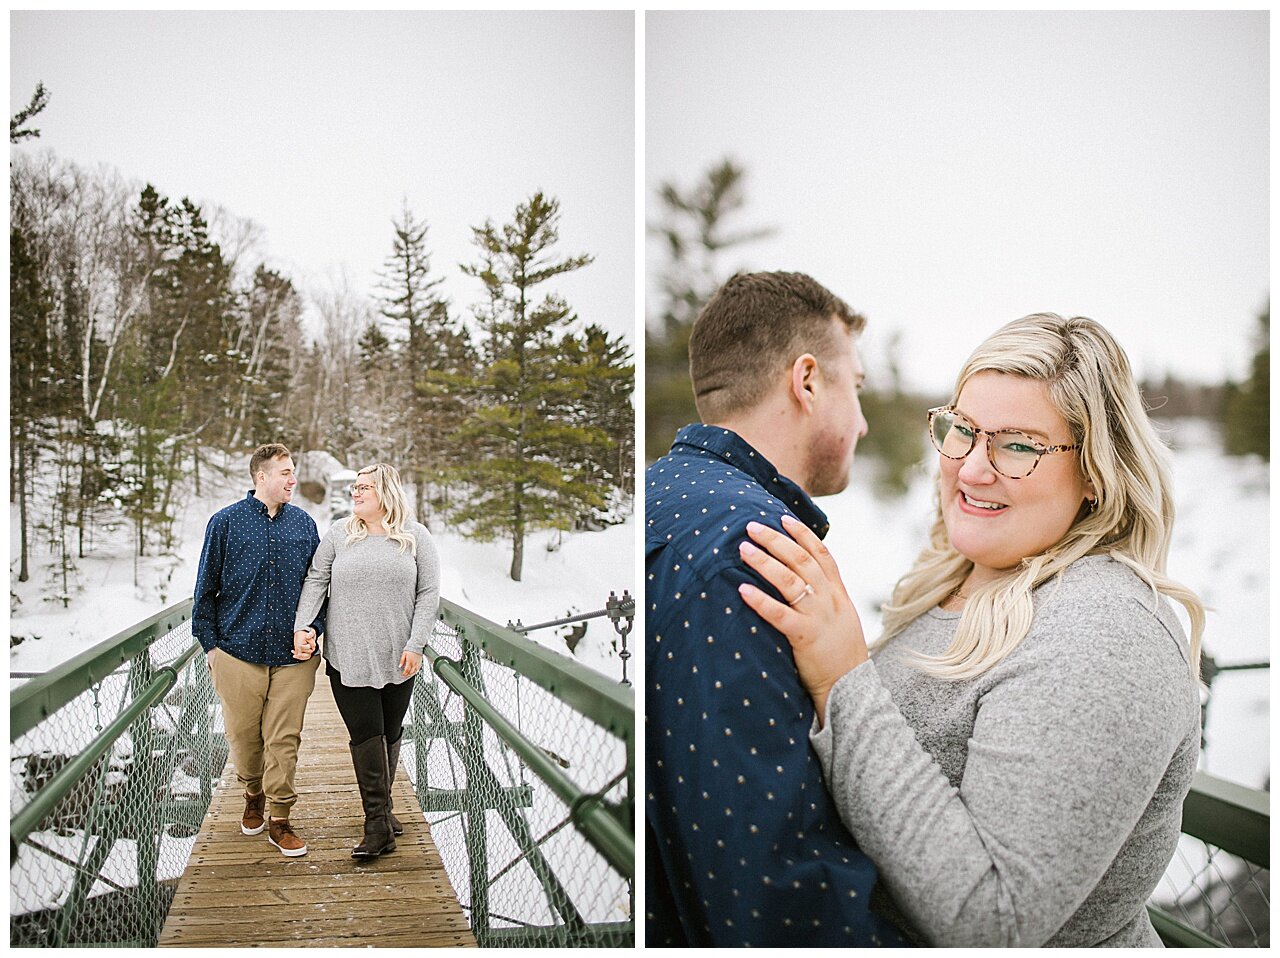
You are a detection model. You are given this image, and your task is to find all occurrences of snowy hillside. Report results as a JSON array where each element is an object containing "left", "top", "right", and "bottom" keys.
[{"left": 10, "top": 450, "right": 637, "bottom": 684}]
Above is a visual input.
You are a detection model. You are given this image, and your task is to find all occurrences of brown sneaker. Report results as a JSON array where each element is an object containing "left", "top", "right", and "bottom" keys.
[
  {"left": 267, "top": 818, "right": 308, "bottom": 857},
  {"left": 241, "top": 792, "right": 266, "bottom": 836}
]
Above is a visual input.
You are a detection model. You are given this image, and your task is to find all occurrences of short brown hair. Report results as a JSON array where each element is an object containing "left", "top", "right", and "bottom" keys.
[
  {"left": 249, "top": 443, "right": 293, "bottom": 481},
  {"left": 689, "top": 271, "right": 865, "bottom": 421}
]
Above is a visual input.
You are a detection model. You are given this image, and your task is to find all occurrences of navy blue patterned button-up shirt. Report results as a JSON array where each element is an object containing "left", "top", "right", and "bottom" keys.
[
  {"left": 646, "top": 424, "right": 907, "bottom": 947},
  {"left": 192, "top": 492, "right": 325, "bottom": 666}
]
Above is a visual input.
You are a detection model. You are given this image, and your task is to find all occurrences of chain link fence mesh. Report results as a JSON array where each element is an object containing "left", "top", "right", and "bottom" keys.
[
  {"left": 10, "top": 620, "right": 225, "bottom": 947},
  {"left": 1150, "top": 833, "right": 1270, "bottom": 947},
  {"left": 407, "top": 616, "right": 634, "bottom": 947}
]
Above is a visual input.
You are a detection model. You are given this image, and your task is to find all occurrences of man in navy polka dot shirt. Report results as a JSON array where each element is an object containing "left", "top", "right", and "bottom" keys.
[
  {"left": 193, "top": 444, "right": 325, "bottom": 857},
  {"left": 646, "top": 273, "right": 908, "bottom": 945}
]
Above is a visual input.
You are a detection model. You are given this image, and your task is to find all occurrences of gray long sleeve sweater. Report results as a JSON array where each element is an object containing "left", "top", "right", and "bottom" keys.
[
  {"left": 812, "top": 555, "right": 1200, "bottom": 947},
  {"left": 294, "top": 519, "right": 441, "bottom": 688}
]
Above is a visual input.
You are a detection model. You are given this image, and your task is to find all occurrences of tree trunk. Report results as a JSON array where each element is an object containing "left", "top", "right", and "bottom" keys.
[
  {"left": 510, "top": 530, "right": 523, "bottom": 582},
  {"left": 77, "top": 424, "right": 89, "bottom": 559},
  {"left": 156, "top": 440, "right": 183, "bottom": 551},
  {"left": 509, "top": 480, "right": 524, "bottom": 582},
  {"left": 18, "top": 430, "right": 30, "bottom": 582}
]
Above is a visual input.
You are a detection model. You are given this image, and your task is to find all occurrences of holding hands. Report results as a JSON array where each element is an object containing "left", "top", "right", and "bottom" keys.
[
  {"left": 292, "top": 627, "right": 317, "bottom": 660},
  {"left": 738, "top": 514, "right": 869, "bottom": 725}
]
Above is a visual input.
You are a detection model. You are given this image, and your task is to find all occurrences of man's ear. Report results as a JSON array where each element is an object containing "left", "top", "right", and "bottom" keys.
[{"left": 789, "top": 353, "right": 820, "bottom": 414}]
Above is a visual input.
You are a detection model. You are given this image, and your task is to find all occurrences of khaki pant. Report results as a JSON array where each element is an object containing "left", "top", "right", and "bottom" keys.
[{"left": 210, "top": 650, "right": 320, "bottom": 819}]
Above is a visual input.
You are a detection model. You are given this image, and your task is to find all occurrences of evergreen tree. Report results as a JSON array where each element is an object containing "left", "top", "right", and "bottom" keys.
[
  {"left": 646, "top": 158, "right": 773, "bottom": 461},
  {"left": 376, "top": 202, "right": 451, "bottom": 517},
  {"left": 413, "top": 298, "right": 477, "bottom": 520},
  {"left": 117, "top": 186, "right": 235, "bottom": 556},
  {"left": 10, "top": 82, "right": 49, "bottom": 143},
  {"left": 234, "top": 266, "right": 305, "bottom": 448},
  {"left": 855, "top": 332, "right": 937, "bottom": 497},
  {"left": 347, "top": 319, "right": 401, "bottom": 463},
  {"left": 456, "top": 192, "right": 602, "bottom": 580},
  {"left": 10, "top": 225, "right": 55, "bottom": 582},
  {"left": 558, "top": 324, "right": 635, "bottom": 504},
  {"left": 1223, "top": 305, "right": 1270, "bottom": 461},
  {"left": 10, "top": 145, "right": 313, "bottom": 593}
]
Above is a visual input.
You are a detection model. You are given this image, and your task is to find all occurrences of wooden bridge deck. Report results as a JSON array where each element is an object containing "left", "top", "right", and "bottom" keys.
[{"left": 158, "top": 677, "right": 475, "bottom": 948}]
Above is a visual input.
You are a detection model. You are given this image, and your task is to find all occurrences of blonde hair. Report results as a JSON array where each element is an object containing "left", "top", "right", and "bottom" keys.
[
  {"left": 345, "top": 462, "right": 417, "bottom": 555},
  {"left": 879, "top": 314, "right": 1204, "bottom": 682}
]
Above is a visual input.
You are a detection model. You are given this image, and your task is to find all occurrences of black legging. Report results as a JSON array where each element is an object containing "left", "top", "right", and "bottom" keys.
[{"left": 327, "top": 663, "right": 415, "bottom": 746}]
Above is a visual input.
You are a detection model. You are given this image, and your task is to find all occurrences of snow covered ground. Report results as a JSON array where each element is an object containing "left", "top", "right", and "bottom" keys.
[
  {"left": 822, "top": 416, "right": 1270, "bottom": 791},
  {"left": 10, "top": 451, "right": 637, "bottom": 684}
]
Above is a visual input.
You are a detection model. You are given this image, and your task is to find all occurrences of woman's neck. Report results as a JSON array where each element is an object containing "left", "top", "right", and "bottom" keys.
[
  {"left": 942, "top": 566, "right": 1008, "bottom": 610},
  {"left": 363, "top": 516, "right": 386, "bottom": 536}
]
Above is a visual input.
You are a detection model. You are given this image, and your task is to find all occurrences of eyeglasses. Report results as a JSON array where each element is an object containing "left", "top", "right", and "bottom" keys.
[
  {"left": 347, "top": 483, "right": 376, "bottom": 496},
  {"left": 927, "top": 406, "right": 1080, "bottom": 479}
]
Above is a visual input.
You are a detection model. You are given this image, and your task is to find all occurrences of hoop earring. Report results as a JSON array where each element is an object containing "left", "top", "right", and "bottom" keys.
[{"left": 1086, "top": 497, "right": 1099, "bottom": 514}]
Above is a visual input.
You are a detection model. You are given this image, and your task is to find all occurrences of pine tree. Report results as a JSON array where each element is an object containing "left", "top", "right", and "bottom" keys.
[
  {"left": 456, "top": 192, "right": 600, "bottom": 580},
  {"left": 10, "top": 82, "right": 50, "bottom": 143},
  {"left": 1224, "top": 305, "right": 1270, "bottom": 461},
  {"left": 558, "top": 324, "right": 635, "bottom": 506},
  {"left": 414, "top": 298, "right": 477, "bottom": 521},
  {"left": 346, "top": 319, "right": 401, "bottom": 463},
  {"left": 376, "top": 203, "right": 451, "bottom": 517},
  {"left": 10, "top": 225, "right": 56, "bottom": 582},
  {"left": 120, "top": 187, "right": 235, "bottom": 556},
  {"left": 646, "top": 159, "right": 773, "bottom": 461},
  {"left": 233, "top": 266, "right": 305, "bottom": 448}
]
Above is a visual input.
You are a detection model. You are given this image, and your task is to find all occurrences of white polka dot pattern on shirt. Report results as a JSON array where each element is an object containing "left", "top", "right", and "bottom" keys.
[{"left": 644, "top": 424, "right": 904, "bottom": 946}]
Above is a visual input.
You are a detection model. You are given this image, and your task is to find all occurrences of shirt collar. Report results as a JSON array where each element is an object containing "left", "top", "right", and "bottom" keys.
[
  {"left": 244, "top": 490, "right": 280, "bottom": 518},
  {"left": 670, "top": 423, "right": 830, "bottom": 539}
]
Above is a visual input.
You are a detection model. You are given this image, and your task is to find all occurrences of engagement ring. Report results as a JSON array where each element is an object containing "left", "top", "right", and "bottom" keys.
[{"left": 787, "top": 583, "right": 815, "bottom": 606}]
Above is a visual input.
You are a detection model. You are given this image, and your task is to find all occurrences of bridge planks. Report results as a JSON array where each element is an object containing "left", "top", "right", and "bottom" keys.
[{"left": 158, "top": 677, "right": 475, "bottom": 948}]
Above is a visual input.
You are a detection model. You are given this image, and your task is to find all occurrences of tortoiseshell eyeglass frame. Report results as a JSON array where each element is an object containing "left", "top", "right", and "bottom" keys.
[{"left": 926, "top": 405, "right": 1081, "bottom": 480}]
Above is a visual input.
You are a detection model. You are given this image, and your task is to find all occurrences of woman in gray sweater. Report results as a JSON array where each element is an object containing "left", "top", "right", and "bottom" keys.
[
  {"left": 739, "top": 314, "right": 1204, "bottom": 946},
  {"left": 293, "top": 462, "right": 440, "bottom": 858}
]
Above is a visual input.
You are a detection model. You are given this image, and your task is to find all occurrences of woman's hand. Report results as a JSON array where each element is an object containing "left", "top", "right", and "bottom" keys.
[
  {"left": 292, "top": 628, "right": 316, "bottom": 661},
  {"left": 738, "top": 514, "right": 869, "bottom": 726},
  {"left": 399, "top": 650, "right": 423, "bottom": 678}
]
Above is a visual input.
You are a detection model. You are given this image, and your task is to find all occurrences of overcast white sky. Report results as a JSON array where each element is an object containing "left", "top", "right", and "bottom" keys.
[
  {"left": 11, "top": 10, "right": 634, "bottom": 344},
  {"left": 647, "top": 11, "right": 1268, "bottom": 394}
]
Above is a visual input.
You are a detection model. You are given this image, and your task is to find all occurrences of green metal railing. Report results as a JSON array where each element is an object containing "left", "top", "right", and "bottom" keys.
[
  {"left": 10, "top": 600, "right": 220, "bottom": 948},
  {"left": 406, "top": 598, "right": 634, "bottom": 947},
  {"left": 10, "top": 596, "right": 634, "bottom": 948},
  {"left": 1148, "top": 771, "right": 1270, "bottom": 947}
]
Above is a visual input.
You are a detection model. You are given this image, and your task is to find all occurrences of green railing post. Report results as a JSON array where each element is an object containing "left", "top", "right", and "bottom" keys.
[{"left": 458, "top": 633, "right": 491, "bottom": 942}]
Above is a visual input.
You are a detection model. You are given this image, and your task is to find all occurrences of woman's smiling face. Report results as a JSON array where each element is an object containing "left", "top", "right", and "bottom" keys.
[{"left": 939, "top": 371, "right": 1094, "bottom": 586}]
